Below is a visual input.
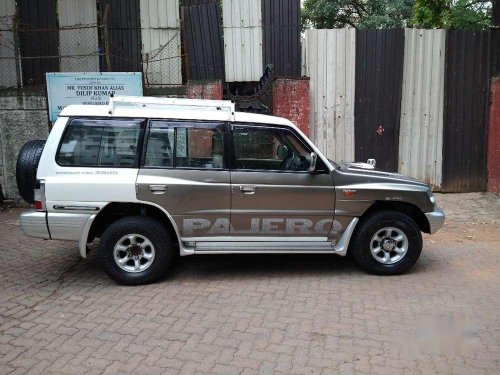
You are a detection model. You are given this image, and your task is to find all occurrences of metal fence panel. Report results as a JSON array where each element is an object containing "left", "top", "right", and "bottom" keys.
[
  {"left": 100, "top": 0, "right": 142, "bottom": 72},
  {"left": 262, "top": 0, "right": 300, "bottom": 77},
  {"left": 0, "top": 0, "right": 16, "bottom": 87},
  {"left": 58, "top": 0, "right": 99, "bottom": 72},
  {"left": 303, "top": 29, "right": 356, "bottom": 162},
  {"left": 223, "top": 0, "right": 263, "bottom": 82},
  {"left": 355, "top": 29, "right": 405, "bottom": 172},
  {"left": 182, "top": 0, "right": 225, "bottom": 81},
  {"left": 442, "top": 30, "right": 491, "bottom": 192},
  {"left": 18, "top": 0, "right": 59, "bottom": 85},
  {"left": 140, "top": 0, "right": 182, "bottom": 85},
  {"left": 399, "top": 29, "right": 445, "bottom": 189}
]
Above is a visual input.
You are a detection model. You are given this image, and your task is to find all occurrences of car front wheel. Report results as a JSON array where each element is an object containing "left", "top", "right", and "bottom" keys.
[
  {"left": 350, "top": 211, "right": 423, "bottom": 275},
  {"left": 98, "top": 216, "right": 174, "bottom": 285}
]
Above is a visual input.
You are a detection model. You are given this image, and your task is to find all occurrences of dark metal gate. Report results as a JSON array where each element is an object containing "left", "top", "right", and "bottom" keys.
[
  {"left": 441, "top": 30, "right": 491, "bottom": 192},
  {"left": 354, "top": 29, "right": 405, "bottom": 172},
  {"left": 262, "top": 0, "right": 301, "bottom": 77},
  {"left": 100, "top": 0, "right": 142, "bottom": 72},
  {"left": 182, "top": 0, "right": 225, "bottom": 81},
  {"left": 18, "top": 0, "right": 59, "bottom": 86}
]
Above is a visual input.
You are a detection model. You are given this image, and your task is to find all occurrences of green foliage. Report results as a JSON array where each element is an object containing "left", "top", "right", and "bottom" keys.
[
  {"left": 301, "top": 0, "right": 493, "bottom": 30},
  {"left": 412, "top": 0, "right": 492, "bottom": 29},
  {"left": 302, "top": 0, "right": 415, "bottom": 29}
]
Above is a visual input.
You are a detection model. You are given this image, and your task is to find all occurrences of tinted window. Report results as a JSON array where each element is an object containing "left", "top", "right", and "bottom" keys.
[
  {"left": 143, "top": 121, "right": 225, "bottom": 169},
  {"left": 57, "top": 119, "right": 142, "bottom": 167},
  {"left": 233, "top": 126, "right": 312, "bottom": 171},
  {"left": 143, "top": 127, "right": 174, "bottom": 167}
]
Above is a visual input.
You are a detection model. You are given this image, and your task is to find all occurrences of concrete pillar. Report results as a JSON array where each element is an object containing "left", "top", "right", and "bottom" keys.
[
  {"left": 488, "top": 78, "right": 500, "bottom": 194},
  {"left": 186, "top": 80, "right": 223, "bottom": 100},
  {"left": 272, "top": 77, "right": 310, "bottom": 136}
]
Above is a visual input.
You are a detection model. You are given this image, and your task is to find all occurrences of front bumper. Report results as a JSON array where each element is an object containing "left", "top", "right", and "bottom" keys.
[
  {"left": 425, "top": 207, "right": 445, "bottom": 234},
  {"left": 20, "top": 211, "right": 50, "bottom": 239}
]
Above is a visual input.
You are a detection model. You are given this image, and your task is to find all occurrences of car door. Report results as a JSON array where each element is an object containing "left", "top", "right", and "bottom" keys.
[
  {"left": 229, "top": 124, "right": 336, "bottom": 238},
  {"left": 136, "top": 120, "right": 230, "bottom": 239}
]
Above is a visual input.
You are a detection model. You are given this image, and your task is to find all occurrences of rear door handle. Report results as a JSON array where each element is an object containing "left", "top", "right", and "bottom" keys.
[
  {"left": 239, "top": 185, "right": 256, "bottom": 194},
  {"left": 148, "top": 184, "right": 168, "bottom": 194}
]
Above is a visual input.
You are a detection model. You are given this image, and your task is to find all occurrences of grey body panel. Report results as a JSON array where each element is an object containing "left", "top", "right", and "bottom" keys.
[
  {"left": 230, "top": 171, "right": 336, "bottom": 237},
  {"left": 136, "top": 169, "right": 231, "bottom": 238},
  {"left": 332, "top": 163, "right": 435, "bottom": 217}
]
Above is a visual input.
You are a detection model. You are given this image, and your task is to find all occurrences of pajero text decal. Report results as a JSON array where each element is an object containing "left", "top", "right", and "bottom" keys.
[{"left": 183, "top": 218, "right": 343, "bottom": 236}]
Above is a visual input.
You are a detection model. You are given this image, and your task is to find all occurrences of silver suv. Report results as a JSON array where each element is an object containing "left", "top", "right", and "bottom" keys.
[{"left": 17, "top": 96, "right": 444, "bottom": 285}]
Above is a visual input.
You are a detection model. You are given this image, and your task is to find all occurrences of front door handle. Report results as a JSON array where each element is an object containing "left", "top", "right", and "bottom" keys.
[
  {"left": 149, "top": 184, "right": 168, "bottom": 194},
  {"left": 239, "top": 185, "right": 256, "bottom": 194}
]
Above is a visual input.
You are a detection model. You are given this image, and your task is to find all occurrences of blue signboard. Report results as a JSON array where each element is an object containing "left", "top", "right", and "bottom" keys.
[{"left": 46, "top": 72, "right": 143, "bottom": 122}]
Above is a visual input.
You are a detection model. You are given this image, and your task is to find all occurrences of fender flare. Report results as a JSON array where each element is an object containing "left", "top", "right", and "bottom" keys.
[{"left": 78, "top": 201, "right": 193, "bottom": 258}]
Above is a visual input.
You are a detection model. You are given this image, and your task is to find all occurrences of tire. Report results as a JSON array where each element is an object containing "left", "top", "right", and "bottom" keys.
[
  {"left": 16, "top": 140, "right": 46, "bottom": 204},
  {"left": 350, "top": 211, "right": 422, "bottom": 275},
  {"left": 98, "top": 216, "right": 174, "bottom": 285}
]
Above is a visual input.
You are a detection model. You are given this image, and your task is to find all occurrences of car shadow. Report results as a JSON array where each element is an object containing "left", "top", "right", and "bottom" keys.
[{"left": 167, "top": 253, "right": 360, "bottom": 280}]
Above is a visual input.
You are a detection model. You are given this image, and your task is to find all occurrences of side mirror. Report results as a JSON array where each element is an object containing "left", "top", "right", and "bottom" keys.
[{"left": 309, "top": 152, "right": 317, "bottom": 173}]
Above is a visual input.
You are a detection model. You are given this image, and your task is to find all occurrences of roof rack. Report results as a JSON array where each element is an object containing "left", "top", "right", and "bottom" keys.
[{"left": 108, "top": 96, "right": 235, "bottom": 115}]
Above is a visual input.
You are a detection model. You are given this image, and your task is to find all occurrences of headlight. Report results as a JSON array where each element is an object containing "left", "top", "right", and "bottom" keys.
[{"left": 427, "top": 189, "right": 436, "bottom": 205}]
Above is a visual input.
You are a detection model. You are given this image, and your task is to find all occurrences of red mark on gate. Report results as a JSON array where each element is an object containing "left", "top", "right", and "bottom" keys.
[{"left": 377, "top": 126, "right": 384, "bottom": 136}]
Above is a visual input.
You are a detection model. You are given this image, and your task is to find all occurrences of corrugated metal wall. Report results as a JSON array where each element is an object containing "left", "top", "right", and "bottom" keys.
[
  {"left": 303, "top": 29, "right": 356, "bottom": 162},
  {"left": 140, "top": 0, "right": 181, "bottom": 85},
  {"left": 222, "top": 0, "right": 263, "bottom": 82},
  {"left": 262, "top": 0, "right": 300, "bottom": 77},
  {"left": 58, "top": 0, "right": 99, "bottom": 72},
  {"left": 442, "top": 30, "right": 491, "bottom": 192},
  {"left": 354, "top": 29, "right": 405, "bottom": 172},
  {"left": 18, "top": 0, "right": 59, "bottom": 85},
  {"left": 182, "top": 0, "right": 225, "bottom": 81},
  {"left": 399, "top": 29, "right": 445, "bottom": 189},
  {"left": 0, "top": 0, "right": 16, "bottom": 87},
  {"left": 100, "top": 0, "right": 142, "bottom": 72}
]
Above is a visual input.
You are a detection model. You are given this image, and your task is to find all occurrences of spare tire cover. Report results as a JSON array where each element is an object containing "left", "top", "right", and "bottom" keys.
[{"left": 16, "top": 140, "right": 46, "bottom": 204}]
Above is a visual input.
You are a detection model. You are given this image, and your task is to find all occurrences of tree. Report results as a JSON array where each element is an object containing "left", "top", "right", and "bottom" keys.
[
  {"left": 301, "top": 0, "right": 415, "bottom": 29},
  {"left": 412, "top": 0, "right": 492, "bottom": 29}
]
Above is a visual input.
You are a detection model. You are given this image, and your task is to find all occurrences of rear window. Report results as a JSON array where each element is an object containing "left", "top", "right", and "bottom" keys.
[
  {"left": 143, "top": 121, "right": 225, "bottom": 169},
  {"left": 57, "top": 118, "right": 143, "bottom": 167}
]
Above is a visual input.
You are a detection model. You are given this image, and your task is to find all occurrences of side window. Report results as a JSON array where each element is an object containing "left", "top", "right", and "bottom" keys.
[
  {"left": 143, "top": 121, "right": 225, "bottom": 170},
  {"left": 232, "top": 126, "right": 312, "bottom": 172},
  {"left": 144, "top": 127, "right": 174, "bottom": 167},
  {"left": 57, "top": 118, "right": 142, "bottom": 167}
]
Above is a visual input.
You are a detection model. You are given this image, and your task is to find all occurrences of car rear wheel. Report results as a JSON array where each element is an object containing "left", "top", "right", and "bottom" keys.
[
  {"left": 350, "top": 211, "right": 422, "bottom": 275},
  {"left": 98, "top": 216, "right": 174, "bottom": 285}
]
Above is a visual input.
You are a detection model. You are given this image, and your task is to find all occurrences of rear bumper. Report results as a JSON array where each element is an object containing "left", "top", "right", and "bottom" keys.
[
  {"left": 20, "top": 211, "right": 50, "bottom": 239},
  {"left": 425, "top": 207, "right": 445, "bottom": 234}
]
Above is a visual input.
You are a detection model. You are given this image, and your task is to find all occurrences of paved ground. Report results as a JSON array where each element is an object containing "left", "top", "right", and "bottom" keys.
[{"left": 0, "top": 193, "right": 499, "bottom": 375}]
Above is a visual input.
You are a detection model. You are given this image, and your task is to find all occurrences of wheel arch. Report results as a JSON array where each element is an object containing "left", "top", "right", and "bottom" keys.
[
  {"left": 82, "top": 202, "right": 181, "bottom": 257},
  {"left": 360, "top": 201, "right": 430, "bottom": 234}
]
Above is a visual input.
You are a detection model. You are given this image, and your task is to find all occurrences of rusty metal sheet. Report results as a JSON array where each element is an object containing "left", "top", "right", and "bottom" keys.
[
  {"left": 442, "top": 30, "right": 491, "bottom": 192},
  {"left": 354, "top": 29, "right": 405, "bottom": 172}
]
